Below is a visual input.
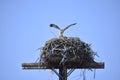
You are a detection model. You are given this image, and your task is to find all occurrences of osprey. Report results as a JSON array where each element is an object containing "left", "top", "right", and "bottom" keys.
[{"left": 50, "top": 23, "right": 77, "bottom": 38}]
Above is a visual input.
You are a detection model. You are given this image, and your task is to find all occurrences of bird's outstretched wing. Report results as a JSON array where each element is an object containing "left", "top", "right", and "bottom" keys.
[
  {"left": 50, "top": 24, "right": 61, "bottom": 30},
  {"left": 63, "top": 23, "right": 77, "bottom": 31}
]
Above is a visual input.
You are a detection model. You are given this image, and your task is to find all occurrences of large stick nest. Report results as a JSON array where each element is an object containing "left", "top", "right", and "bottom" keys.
[{"left": 40, "top": 37, "right": 96, "bottom": 65}]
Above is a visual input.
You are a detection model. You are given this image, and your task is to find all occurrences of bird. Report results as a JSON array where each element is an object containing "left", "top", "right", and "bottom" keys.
[
  {"left": 50, "top": 23, "right": 77, "bottom": 38},
  {"left": 50, "top": 24, "right": 61, "bottom": 30}
]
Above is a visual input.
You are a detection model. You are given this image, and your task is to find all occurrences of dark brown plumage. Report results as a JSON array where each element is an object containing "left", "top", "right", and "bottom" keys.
[
  {"left": 50, "top": 23, "right": 77, "bottom": 38},
  {"left": 50, "top": 24, "right": 61, "bottom": 30}
]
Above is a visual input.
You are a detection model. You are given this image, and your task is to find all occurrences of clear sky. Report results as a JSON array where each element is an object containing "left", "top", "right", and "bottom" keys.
[{"left": 0, "top": 0, "right": 120, "bottom": 80}]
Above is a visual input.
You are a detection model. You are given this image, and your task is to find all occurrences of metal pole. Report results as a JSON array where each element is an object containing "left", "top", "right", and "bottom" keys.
[
  {"left": 67, "top": 69, "right": 75, "bottom": 77},
  {"left": 51, "top": 69, "right": 63, "bottom": 80}
]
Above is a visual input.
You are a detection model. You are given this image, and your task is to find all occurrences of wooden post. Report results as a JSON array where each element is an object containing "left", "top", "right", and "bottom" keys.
[
  {"left": 22, "top": 62, "right": 104, "bottom": 80},
  {"left": 59, "top": 66, "right": 67, "bottom": 80}
]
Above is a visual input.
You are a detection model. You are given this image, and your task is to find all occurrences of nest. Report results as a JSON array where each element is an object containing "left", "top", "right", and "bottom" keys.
[{"left": 40, "top": 37, "right": 96, "bottom": 65}]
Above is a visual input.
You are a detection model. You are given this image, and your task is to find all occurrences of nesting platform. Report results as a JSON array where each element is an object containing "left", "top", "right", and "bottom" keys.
[
  {"left": 22, "top": 36, "right": 104, "bottom": 80},
  {"left": 22, "top": 62, "right": 104, "bottom": 69},
  {"left": 22, "top": 37, "right": 104, "bottom": 70}
]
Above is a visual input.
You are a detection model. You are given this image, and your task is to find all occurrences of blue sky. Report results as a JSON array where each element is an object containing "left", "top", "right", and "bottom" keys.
[{"left": 0, "top": 0, "right": 120, "bottom": 80}]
